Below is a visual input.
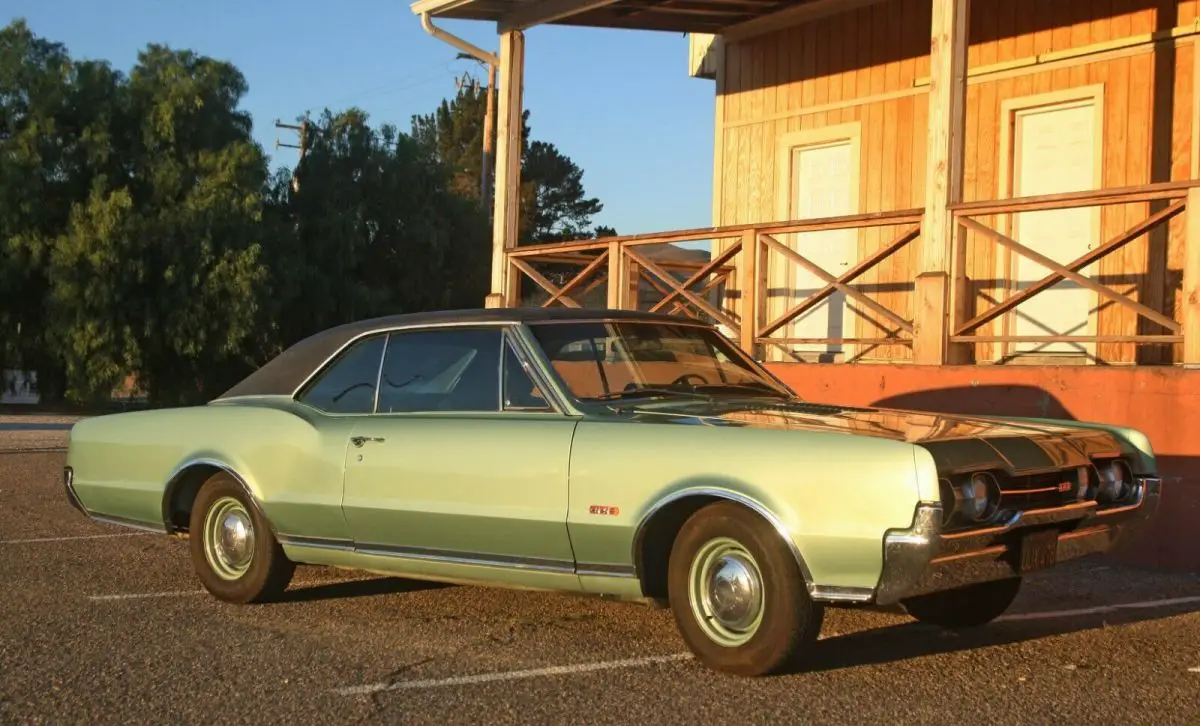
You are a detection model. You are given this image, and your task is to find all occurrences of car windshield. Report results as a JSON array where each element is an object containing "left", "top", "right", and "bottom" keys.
[{"left": 526, "top": 319, "right": 791, "bottom": 402}]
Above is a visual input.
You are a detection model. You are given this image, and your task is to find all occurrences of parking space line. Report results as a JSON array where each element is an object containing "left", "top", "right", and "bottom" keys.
[
  {"left": 330, "top": 594, "right": 1200, "bottom": 695},
  {"left": 88, "top": 574, "right": 383, "bottom": 602},
  {"left": 89, "top": 590, "right": 207, "bottom": 601},
  {"left": 333, "top": 653, "right": 693, "bottom": 696},
  {"left": 1, "top": 532, "right": 153, "bottom": 545},
  {"left": 996, "top": 595, "right": 1200, "bottom": 622}
]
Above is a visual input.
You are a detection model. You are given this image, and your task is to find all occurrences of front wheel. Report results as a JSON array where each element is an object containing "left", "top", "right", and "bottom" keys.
[
  {"left": 666, "top": 501, "right": 824, "bottom": 676},
  {"left": 188, "top": 472, "right": 296, "bottom": 604},
  {"left": 901, "top": 577, "right": 1022, "bottom": 629}
]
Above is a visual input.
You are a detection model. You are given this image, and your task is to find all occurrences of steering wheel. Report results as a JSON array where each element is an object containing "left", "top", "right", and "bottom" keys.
[{"left": 669, "top": 373, "right": 708, "bottom": 388}]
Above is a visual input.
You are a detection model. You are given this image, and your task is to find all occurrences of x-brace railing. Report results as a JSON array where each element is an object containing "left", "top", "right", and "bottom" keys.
[
  {"left": 755, "top": 224, "right": 921, "bottom": 348},
  {"left": 950, "top": 183, "right": 1193, "bottom": 348}
]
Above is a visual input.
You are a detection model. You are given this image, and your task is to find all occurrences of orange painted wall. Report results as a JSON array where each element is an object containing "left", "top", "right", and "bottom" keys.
[{"left": 764, "top": 361, "right": 1200, "bottom": 571}]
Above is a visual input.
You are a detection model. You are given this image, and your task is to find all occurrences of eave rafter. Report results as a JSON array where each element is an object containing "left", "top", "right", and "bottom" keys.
[
  {"left": 498, "top": 0, "right": 624, "bottom": 31},
  {"left": 414, "top": 0, "right": 881, "bottom": 38}
]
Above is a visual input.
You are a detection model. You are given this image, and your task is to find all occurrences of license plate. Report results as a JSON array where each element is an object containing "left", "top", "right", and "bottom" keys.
[{"left": 1018, "top": 528, "right": 1059, "bottom": 573}]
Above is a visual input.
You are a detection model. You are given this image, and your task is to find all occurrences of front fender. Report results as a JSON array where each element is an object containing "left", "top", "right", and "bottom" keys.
[
  {"left": 566, "top": 420, "right": 930, "bottom": 595},
  {"left": 629, "top": 480, "right": 819, "bottom": 585}
]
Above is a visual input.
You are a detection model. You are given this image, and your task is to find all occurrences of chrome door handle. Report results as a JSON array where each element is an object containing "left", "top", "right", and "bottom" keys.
[{"left": 350, "top": 436, "right": 385, "bottom": 448}]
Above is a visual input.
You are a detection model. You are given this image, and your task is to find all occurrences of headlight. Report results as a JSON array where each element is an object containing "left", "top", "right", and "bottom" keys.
[
  {"left": 959, "top": 472, "right": 1000, "bottom": 521},
  {"left": 1097, "top": 460, "right": 1131, "bottom": 502}
]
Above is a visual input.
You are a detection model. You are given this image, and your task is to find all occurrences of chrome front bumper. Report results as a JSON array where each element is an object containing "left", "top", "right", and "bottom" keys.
[
  {"left": 874, "top": 475, "right": 1163, "bottom": 606},
  {"left": 63, "top": 466, "right": 88, "bottom": 515}
]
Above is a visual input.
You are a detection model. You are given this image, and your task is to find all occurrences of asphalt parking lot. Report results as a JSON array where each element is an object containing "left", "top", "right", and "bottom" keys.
[{"left": 3, "top": 418, "right": 1200, "bottom": 724}]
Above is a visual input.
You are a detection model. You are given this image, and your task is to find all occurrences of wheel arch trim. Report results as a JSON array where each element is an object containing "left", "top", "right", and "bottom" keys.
[
  {"left": 161, "top": 457, "right": 275, "bottom": 536},
  {"left": 630, "top": 487, "right": 816, "bottom": 590}
]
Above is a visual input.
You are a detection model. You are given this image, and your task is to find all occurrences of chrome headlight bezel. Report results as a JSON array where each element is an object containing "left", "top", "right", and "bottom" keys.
[
  {"left": 1074, "top": 466, "right": 1096, "bottom": 502},
  {"left": 1096, "top": 458, "right": 1133, "bottom": 503},
  {"left": 959, "top": 471, "right": 1001, "bottom": 522}
]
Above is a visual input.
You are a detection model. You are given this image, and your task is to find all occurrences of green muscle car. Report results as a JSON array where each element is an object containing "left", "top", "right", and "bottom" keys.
[{"left": 63, "top": 308, "right": 1161, "bottom": 676}]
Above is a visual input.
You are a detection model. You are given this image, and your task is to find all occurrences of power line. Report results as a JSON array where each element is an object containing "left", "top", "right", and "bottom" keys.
[{"left": 317, "top": 59, "right": 460, "bottom": 109}]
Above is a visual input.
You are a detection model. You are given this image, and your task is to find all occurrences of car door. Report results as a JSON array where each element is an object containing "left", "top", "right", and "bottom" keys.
[
  {"left": 340, "top": 324, "right": 580, "bottom": 573},
  {"left": 287, "top": 331, "right": 391, "bottom": 543}
]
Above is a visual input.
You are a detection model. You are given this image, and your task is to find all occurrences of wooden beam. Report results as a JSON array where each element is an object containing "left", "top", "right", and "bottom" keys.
[
  {"left": 506, "top": 208, "right": 923, "bottom": 257},
  {"left": 738, "top": 231, "right": 757, "bottom": 352},
  {"left": 490, "top": 30, "right": 525, "bottom": 305},
  {"left": 1194, "top": 37, "right": 1200, "bottom": 180},
  {"left": 498, "top": 0, "right": 622, "bottom": 31},
  {"left": 950, "top": 180, "right": 1199, "bottom": 215},
  {"left": 1183, "top": 188, "right": 1200, "bottom": 366},
  {"left": 720, "top": 0, "right": 885, "bottom": 43},
  {"left": 914, "top": 0, "right": 970, "bottom": 365},
  {"left": 606, "top": 240, "right": 624, "bottom": 308}
]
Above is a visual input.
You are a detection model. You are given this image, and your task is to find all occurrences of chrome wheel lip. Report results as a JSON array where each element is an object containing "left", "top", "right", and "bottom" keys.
[
  {"left": 203, "top": 496, "right": 255, "bottom": 581},
  {"left": 687, "top": 536, "right": 765, "bottom": 647}
]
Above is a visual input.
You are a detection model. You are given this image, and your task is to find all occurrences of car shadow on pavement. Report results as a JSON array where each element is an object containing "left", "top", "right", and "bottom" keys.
[
  {"left": 280, "top": 576, "right": 452, "bottom": 603},
  {"left": 803, "top": 600, "right": 1200, "bottom": 673}
]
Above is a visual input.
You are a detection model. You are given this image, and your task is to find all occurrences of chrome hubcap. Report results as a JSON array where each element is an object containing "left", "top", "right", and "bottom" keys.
[
  {"left": 203, "top": 497, "right": 255, "bottom": 580},
  {"left": 688, "top": 537, "right": 764, "bottom": 646}
]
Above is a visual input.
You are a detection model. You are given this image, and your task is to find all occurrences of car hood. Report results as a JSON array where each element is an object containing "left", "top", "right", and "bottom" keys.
[{"left": 613, "top": 397, "right": 1125, "bottom": 476}]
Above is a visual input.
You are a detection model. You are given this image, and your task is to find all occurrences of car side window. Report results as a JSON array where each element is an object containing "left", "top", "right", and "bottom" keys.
[
  {"left": 503, "top": 340, "right": 552, "bottom": 411},
  {"left": 297, "top": 335, "right": 387, "bottom": 414},
  {"left": 376, "top": 327, "right": 503, "bottom": 413}
]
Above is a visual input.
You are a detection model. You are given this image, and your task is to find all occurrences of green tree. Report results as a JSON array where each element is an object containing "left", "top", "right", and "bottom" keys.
[
  {"left": 520, "top": 140, "right": 604, "bottom": 242},
  {"left": 262, "top": 107, "right": 491, "bottom": 352},
  {"left": 411, "top": 82, "right": 608, "bottom": 244},
  {"left": 1, "top": 21, "right": 594, "bottom": 407},
  {"left": 0, "top": 20, "right": 115, "bottom": 400},
  {"left": 44, "top": 43, "right": 271, "bottom": 405}
]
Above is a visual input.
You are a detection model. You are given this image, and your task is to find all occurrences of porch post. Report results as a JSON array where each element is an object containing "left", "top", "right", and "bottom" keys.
[
  {"left": 1183, "top": 187, "right": 1200, "bottom": 366},
  {"left": 487, "top": 30, "right": 525, "bottom": 308},
  {"left": 914, "top": 0, "right": 969, "bottom": 364}
]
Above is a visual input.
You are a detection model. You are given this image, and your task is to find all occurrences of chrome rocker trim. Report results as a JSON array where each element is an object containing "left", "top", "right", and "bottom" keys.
[
  {"left": 873, "top": 475, "right": 1163, "bottom": 607},
  {"left": 278, "top": 534, "right": 639, "bottom": 579}
]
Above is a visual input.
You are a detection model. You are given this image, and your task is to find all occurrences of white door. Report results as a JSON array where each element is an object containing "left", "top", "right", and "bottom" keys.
[
  {"left": 788, "top": 140, "right": 859, "bottom": 360},
  {"left": 1007, "top": 99, "right": 1098, "bottom": 358}
]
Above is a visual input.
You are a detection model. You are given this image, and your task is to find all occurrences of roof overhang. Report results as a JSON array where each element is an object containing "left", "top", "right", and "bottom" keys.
[{"left": 411, "top": 0, "right": 880, "bottom": 37}]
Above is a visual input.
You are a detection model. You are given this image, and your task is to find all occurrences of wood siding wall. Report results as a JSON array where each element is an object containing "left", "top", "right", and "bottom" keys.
[{"left": 715, "top": 0, "right": 1197, "bottom": 364}]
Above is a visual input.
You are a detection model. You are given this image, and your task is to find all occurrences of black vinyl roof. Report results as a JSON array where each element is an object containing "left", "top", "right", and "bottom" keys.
[{"left": 214, "top": 307, "right": 696, "bottom": 401}]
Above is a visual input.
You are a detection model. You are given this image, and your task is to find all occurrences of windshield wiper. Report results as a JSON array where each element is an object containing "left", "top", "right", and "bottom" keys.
[
  {"left": 689, "top": 382, "right": 790, "bottom": 397},
  {"left": 589, "top": 387, "right": 709, "bottom": 401}
]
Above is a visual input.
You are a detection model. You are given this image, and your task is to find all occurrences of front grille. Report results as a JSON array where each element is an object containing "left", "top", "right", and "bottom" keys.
[{"left": 998, "top": 468, "right": 1084, "bottom": 511}]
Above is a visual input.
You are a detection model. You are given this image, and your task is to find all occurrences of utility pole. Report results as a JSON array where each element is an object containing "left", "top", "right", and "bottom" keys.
[
  {"left": 274, "top": 117, "right": 309, "bottom": 192},
  {"left": 482, "top": 60, "right": 496, "bottom": 219},
  {"left": 456, "top": 53, "right": 497, "bottom": 219}
]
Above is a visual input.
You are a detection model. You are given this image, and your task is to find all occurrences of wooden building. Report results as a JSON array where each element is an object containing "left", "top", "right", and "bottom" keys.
[{"left": 412, "top": 0, "right": 1200, "bottom": 570}]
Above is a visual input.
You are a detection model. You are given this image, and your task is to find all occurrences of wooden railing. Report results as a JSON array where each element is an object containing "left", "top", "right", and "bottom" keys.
[
  {"left": 948, "top": 181, "right": 1198, "bottom": 364},
  {"left": 504, "top": 180, "right": 1200, "bottom": 366}
]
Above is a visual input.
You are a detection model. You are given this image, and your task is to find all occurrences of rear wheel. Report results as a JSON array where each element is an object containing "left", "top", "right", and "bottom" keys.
[
  {"left": 188, "top": 471, "right": 295, "bottom": 604},
  {"left": 901, "top": 577, "right": 1022, "bottom": 629},
  {"left": 666, "top": 501, "right": 824, "bottom": 676}
]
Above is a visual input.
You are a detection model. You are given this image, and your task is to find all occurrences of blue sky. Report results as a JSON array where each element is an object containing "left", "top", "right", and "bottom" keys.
[{"left": 8, "top": 0, "right": 717, "bottom": 236}]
